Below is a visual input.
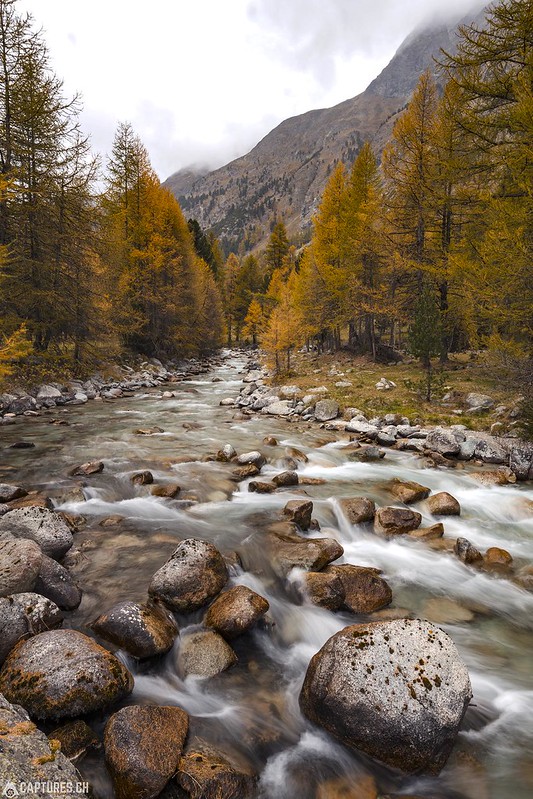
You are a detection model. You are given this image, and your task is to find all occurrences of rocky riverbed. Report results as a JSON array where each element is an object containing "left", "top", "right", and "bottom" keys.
[{"left": 0, "top": 351, "right": 532, "bottom": 799}]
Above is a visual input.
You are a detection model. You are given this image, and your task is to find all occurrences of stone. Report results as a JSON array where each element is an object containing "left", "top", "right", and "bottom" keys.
[
  {"left": 0, "top": 484, "right": 27, "bottom": 503},
  {"left": 177, "top": 630, "right": 237, "bottom": 678},
  {"left": 469, "top": 468, "right": 516, "bottom": 486},
  {"left": 345, "top": 420, "right": 379, "bottom": 438},
  {"left": 34, "top": 555, "right": 82, "bottom": 610},
  {"left": 315, "top": 399, "right": 340, "bottom": 422},
  {"left": 473, "top": 437, "right": 507, "bottom": 465},
  {"left": 324, "top": 565, "right": 392, "bottom": 614},
  {"left": 374, "top": 507, "right": 422, "bottom": 536},
  {"left": 299, "top": 619, "right": 472, "bottom": 774},
  {"left": 426, "top": 492, "right": 461, "bottom": 516},
  {"left": 265, "top": 524, "right": 343, "bottom": 577},
  {"left": 151, "top": 482, "right": 181, "bottom": 498},
  {"left": 389, "top": 479, "right": 430, "bottom": 504},
  {"left": 265, "top": 401, "right": 292, "bottom": 416},
  {"left": 176, "top": 743, "right": 256, "bottom": 799},
  {"left": 465, "top": 392, "right": 495, "bottom": 411},
  {"left": 422, "top": 597, "right": 474, "bottom": 624},
  {"left": 248, "top": 481, "right": 276, "bottom": 493},
  {"left": 458, "top": 437, "right": 477, "bottom": 460},
  {"left": 338, "top": 498, "right": 376, "bottom": 525},
  {"left": 105, "top": 705, "right": 189, "bottom": 799},
  {"left": 300, "top": 570, "right": 345, "bottom": 611},
  {"left": 36, "top": 384, "right": 63, "bottom": 401},
  {"left": 515, "top": 565, "right": 533, "bottom": 591},
  {"left": 0, "top": 593, "right": 63, "bottom": 665},
  {"left": 425, "top": 429, "right": 461, "bottom": 456},
  {"left": 0, "top": 507, "right": 73, "bottom": 559},
  {"left": 454, "top": 537, "right": 483, "bottom": 565},
  {"left": 509, "top": 443, "right": 533, "bottom": 481},
  {"left": 376, "top": 431, "right": 397, "bottom": 447},
  {"left": 0, "top": 629, "right": 133, "bottom": 719},
  {"left": 0, "top": 538, "right": 42, "bottom": 597},
  {"left": 484, "top": 547, "right": 513, "bottom": 570},
  {"left": 347, "top": 446, "right": 385, "bottom": 461},
  {"left": 149, "top": 538, "right": 228, "bottom": 612},
  {"left": 48, "top": 719, "right": 100, "bottom": 761},
  {"left": 92, "top": 600, "right": 178, "bottom": 659},
  {"left": 216, "top": 443, "right": 237, "bottom": 462},
  {"left": 272, "top": 470, "right": 299, "bottom": 488},
  {"left": 283, "top": 499, "right": 313, "bottom": 530},
  {"left": 408, "top": 523, "right": 444, "bottom": 540},
  {"left": 134, "top": 426, "right": 164, "bottom": 435},
  {"left": 131, "top": 470, "right": 154, "bottom": 485},
  {"left": 232, "top": 464, "right": 260, "bottom": 480},
  {"left": 0, "top": 693, "right": 85, "bottom": 785},
  {"left": 236, "top": 451, "right": 266, "bottom": 469},
  {"left": 69, "top": 460, "right": 104, "bottom": 476},
  {"left": 6, "top": 491, "right": 53, "bottom": 510},
  {"left": 315, "top": 774, "right": 378, "bottom": 799},
  {"left": 263, "top": 436, "right": 278, "bottom": 446},
  {"left": 204, "top": 585, "right": 269, "bottom": 640}
]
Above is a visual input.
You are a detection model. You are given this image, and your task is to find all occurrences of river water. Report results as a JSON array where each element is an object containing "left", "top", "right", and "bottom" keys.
[{"left": 1, "top": 352, "right": 532, "bottom": 799}]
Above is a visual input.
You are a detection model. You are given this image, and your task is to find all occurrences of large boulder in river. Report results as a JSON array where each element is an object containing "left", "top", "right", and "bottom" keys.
[
  {"left": 314, "top": 399, "right": 340, "bottom": 422},
  {"left": 426, "top": 492, "right": 461, "bottom": 516},
  {"left": 104, "top": 704, "right": 189, "bottom": 799},
  {"left": 338, "top": 497, "right": 376, "bottom": 525},
  {"left": 299, "top": 619, "right": 472, "bottom": 774},
  {"left": 424, "top": 429, "right": 461, "bottom": 457},
  {"left": 176, "top": 741, "right": 257, "bottom": 799},
  {"left": 149, "top": 538, "right": 228, "bottom": 612},
  {"left": 323, "top": 565, "right": 392, "bottom": 614},
  {"left": 0, "top": 629, "right": 133, "bottom": 719},
  {"left": 204, "top": 585, "right": 269, "bottom": 640},
  {"left": 0, "top": 537, "right": 42, "bottom": 596},
  {"left": 389, "top": 479, "right": 430, "bottom": 505},
  {"left": 374, "top": 507, "right": 422, "bottom": 536},
  {"left": 177, "top": 630, "right": 237, "bottom": 678},
  {"left": 92, "top": 600, "right": 178, "bottom": 658},
  {"left": 0, "top": 593, "right": 63, "bottom": 665},
  {"left": 34, "top": 555, "right": 82, "bottom": 610},
  {"left": 265, "top": 523, "right": 343, "bottom": 577},
  {"left": 0, "top": 507, "right": 73, "bottom": 559},
  {"left": 0, "top": 484, "right": 27, "bottom": 503},
  {"left": 283, "top": 499, "right": 313, "bottom": 530}
]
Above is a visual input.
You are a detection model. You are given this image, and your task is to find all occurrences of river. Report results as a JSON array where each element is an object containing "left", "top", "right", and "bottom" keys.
[{"left": 1, "top": 352, "right": 532, "bottom": 799}]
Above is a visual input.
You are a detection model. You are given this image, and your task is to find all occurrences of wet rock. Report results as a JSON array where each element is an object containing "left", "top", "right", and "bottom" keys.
[
  {"left": 0, "top": 538, "right": 42, "bottom": 597},
  {"left": 345, "top": 420, "right": 379, "bottom": 438},
  {"left": 315, "top": 399, "right": 340, "bottom": 422},
  {"left": 248, "top": 481, "right": 276, "bottom": 493},
  {"left": 131, "top": 470, "right": 154, "bottom": 485},
  {"left": 338, "top": 498, "right": 376, "bottom": 525},
  {"left": 263, "top": 436, "right": 278, "bottom": 446},
  {"left": 454, "top": 537, "right": 483, "bottom": 565},
  {"left": 376, "top": 431, "right": 397, "bottom": 447},
  {"left": 374, "top": 507, "right": 422, "bottom": 536},
  {"left": 515, "top": 565, "right": 533, "bottom": 591},
  {"left": 299, "top": 619, "right": 472, "bottom": 774},
  {"left": 426, "top": 492, "right": 461, "bottom": 516},
  {"left": 149, "top": 538, "right": 228, "bottom": 612},
  {"left": 232, "top": 464, "right": 260, "bottom": 480},
  {"left": 105, "top": 704, "right": 189, "bottom": 799},
  {"left": 300, "top": 476, "right": 327, "bottom": 486},
  {"left": 408, "top": 523, "right": 444, "bottom": 540},
  {"left": 286, "top": 446, "right": 308, "bottom": 464},
  {"left": 316, "top": 774, "right": 378, "bottom": 799},
  {"left": 424, "top": 429, "right": 461, "bottom": 456},
  {"left": 0, "top": 693, "right": 85, "bottom": 784},
  {"left": 473, "top": 436, "right": 507, "bottom": 465},
  {"left": 0, "top": 507, "right": 73, "bottom": 559},
  {"left": 272, "top": 470, "right": 299, "bottom": 488},
  {"left": 0, "top": 484, "right": 27, "bottom": 503},
  {"left": 177, "top": 630, "right": 237, "bottom": 678},
  {"left": 465, "top": 392, "right": 494, "bottom": 411},
  {"left": 151, "top": 482, "right": 181, "bottom": 498},
  {"left": 6, "top": 491, "right": 54, "bottom": 511},
  {"left": 34, "top": 555, "right": 82, "bottom": 610},
  {"left": 470, "top": 468, "right": 516, "bottom": 486},
  {"left": 92, "top": 600, "right": 178, "bottom": 659},
  {"left": 484, "top": 547, "right": 513, "bottom": 570},
  {"left": 216, "top": 443, "right": 237, "bottom": 462},
  {"left": 9, "top": 440, "right": 36, "bottom": 449},
  {"left": 283, "top": 499, "right": 313, "bottom": 530},
  {"left": 348, "top": 446, "right": 385, "bottom": 461},
  {"left": 422, "top": 597, "right": 475, "bottom": 624},
  {"left": 324, "top": 565, "right": 392, "bottom": 614},
  {"left": 300, "top": 570, "right": 345, "bottom": 611},
  {"left": 176, "top": 742, "right": 256, "bottom": 799},
  {"left": 236, "top": 451, "right": 266, "bottom": 469},
  {"left": 266, "top": 524, "right": 343, "bottom": 577},
  {"left": 48, "top": 719, "right": 100, "bottom": 761},
  {"left": 134, "top": 426, "right": 164, "bottom": 435},
  {"left": 0, "top": 593, "right": 63, "bottom": 665},
  {"left": 389, "top": 479, "right": 430, "bottom": 504},
  {"left": 69, "top": 460, "right": 104, "bottom": 476},
  {"left": 265, "top": 400, "right": 292, "bottom": 416},
  {"left": 509, "top": 443, "right": 533, "bottom": 481},
  {"left": 0, "top": 629, "right": 133, "bottom": 719},
  {"left": 204, "top": 585, "right": 269, "bottom": 640}
]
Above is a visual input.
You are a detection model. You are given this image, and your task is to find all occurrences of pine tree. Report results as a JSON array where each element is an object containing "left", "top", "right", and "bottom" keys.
[{"left": 408, "top": 283, "right": 442, "bottom": 401}]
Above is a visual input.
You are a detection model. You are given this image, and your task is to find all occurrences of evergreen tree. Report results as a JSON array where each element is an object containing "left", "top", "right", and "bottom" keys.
[{"left": 408, "top": 283, "right": 442, "bottom": 401}]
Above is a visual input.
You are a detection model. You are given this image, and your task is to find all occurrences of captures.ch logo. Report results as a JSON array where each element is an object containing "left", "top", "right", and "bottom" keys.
[{"left": 2, "top": 784, "right": 19, "bottom": 798}]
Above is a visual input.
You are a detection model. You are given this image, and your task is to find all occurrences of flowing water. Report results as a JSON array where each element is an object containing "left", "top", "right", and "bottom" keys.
[{"left": 1, "top": 352, "right": 532, "bottom": 799}]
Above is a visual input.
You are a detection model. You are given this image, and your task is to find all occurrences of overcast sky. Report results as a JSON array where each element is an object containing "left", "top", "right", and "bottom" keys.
[{"left": 18, "top": 0, "right": 485, "bottom": 180}]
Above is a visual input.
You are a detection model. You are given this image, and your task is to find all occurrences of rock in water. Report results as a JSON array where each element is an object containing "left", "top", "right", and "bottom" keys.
[
  {"left": 177, "top": 630, "right": 237, "bottom": 678},
  {"left": 0, "top": 593, "right": 63, "bottom": 665},
  {"left": 91, "top": 600, "right": 178, "bottom": 658},
  {"left": 105, "top": 704, "right": 188, "bottom": 799},
  {"left": 0, "top": 538, "right": 42, "bottom": 596},
  {"left": 389, "top": 479, "right": 430, "bottom": 504},
  {"left": 0, "top": 629, "right": 133, "bottom": 719},
  {"left": 0, "top": 507, "right": 73, "bottom": 559},
  {"left": 176, "top": 742, "right": 257, "bottom": 799},
  {"left": 149, "top": 539, "right": 228, "bottom": 612},
  {"left": 299, "top": 619, "right": 472, "bottom": 774},
  {"left": 204, "top": 585, "right": 269, "bottom": 639}
]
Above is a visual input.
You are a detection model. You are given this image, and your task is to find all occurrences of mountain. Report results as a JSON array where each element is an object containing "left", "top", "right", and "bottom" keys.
[{"left": 164, "top": 6, "right": 486, "bottom": 253}]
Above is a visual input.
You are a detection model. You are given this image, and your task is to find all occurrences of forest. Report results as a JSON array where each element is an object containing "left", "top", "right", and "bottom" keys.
[{"left": 0, "top": 0, "right": 531, "bottom": 419}]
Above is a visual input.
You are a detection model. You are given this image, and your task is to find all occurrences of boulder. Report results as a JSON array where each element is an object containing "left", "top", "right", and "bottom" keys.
[
  {"left": 338, "top": 498, "right": 376, "bottom": 525},
  {"left": 348, "top": 446, "right": 385, "bottom": 462},
  {"left": 34, "top": 555, "right": 82, "bottom": 610},
  {"left": 283, "top": 499, "right": 313, "bottom": 530},
  {"left": 374, "top": 507, "right": 422, "bottom": 536},
  {"left": 0, "top": 507, "right": 73, "bottom": 559},
  {"left": 286, "top": 446, "right": 308, "bottom": 464},
  {"left": 299, "top": 619, "right": 472, "bottom": 774},
  {"left": 424, "top": 430, "right": 461, "bottom": 457},
  {"left": 300, "top": 570, "right": 345, "bottom": 611},
  {"left": 236, "top": 451, "right": 266, "bottom": 469},
  {"left": 0, "top": 593, "right": 63, "bottom": 665},
  {"left": 454, "top": 537, "right": 483, "bottom": 565},
  {"left": 248, "top": 481, "right": 276, "bottom": 494},
  {"left": 232, "top": 464, "right": 260, "bottom": 480},
  {"left": 389, "top": 479, "right": 430, "bottom": 504},
  {"left": 69, "top": 460, "right": 104, "bottom": 476},
  {"left": 408, "top": 523, "right": 445, "bottom": 540},
  {"left": 216, "top": 444, "right": 237, "bottom": 462},
  {"left": 150, "top": 482, "right": 181, "bottom": 499},
  {"left": 324, "top": 565, "right": 392, "bottom": 614},
  {"left": 469, "top": 468, "right": 516, "bottom": 486},
  {"left": 0, "top": 693, "right": 85, "bottom": 785},
  {"left": 345, "top": 421, "right": 380, "bottom": 439},
  {"left": 92, "top": 600, "right": 178, "bottom": 658},
  {"left": 6, "top": 491, "right": 53, "bottom": 510},
  {"left": 484, "top": 547, "right": 513, "bottom": 570},
  {"left": 0, "top": 484, "right": 27, "bottom": 503},
  {"left": 422, "top": 597, "right": 474, "bottom": 624},
  {"left": 105, "top": 704, "right": 189, "bottom": 799},
  {"left": 509, "top": 443, "right": 533, "bottom": 481},
  {"left": 176, "top": 742, "right": 256, "bottom": 799},
  {"left": 426, "top": 492, "right": 461, "bottom": 516},
  {"left": 48, "top": 719, "right": 100, "bottom": 761},
  {"left": 315, "top": 399, "right": 340, "bottom": 422},
  {"left": 177, "top": 630, "right": 237, "bottom": 678},
  {"left": 263, "top": 436, "right": 278, "bottom": 446},
  {"left": 272, "top": 470, "right": 299, "bottom": 488},
  {"left": 134, "top": 427, "right": 164, "bottom": 435},
  {"left": 0, "top": 629, "right": 133, "bottom": 719},
  {"left": 473, "top": 437, "right": 507, "bottom": 465},
  {"left": 204, "top": 585, "right": 269, "bottom": 640},
  {"left": 265, "top": 524, "right": 343, "bottom": 577},
  {"left": 465, "top": 392, "right": 494, "bottom": 411},
  {"left": 149, "top": 539, "right": 228, "bottom": 612},
  {"left": 0, "top": 538, "right": 42, "bottom": 597},
  {"left": 131, "top": 470, "right": 153, "bottom": 485}
]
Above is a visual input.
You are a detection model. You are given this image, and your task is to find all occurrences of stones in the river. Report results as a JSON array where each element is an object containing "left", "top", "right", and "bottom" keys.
[
  {"left": 48, "top": 719, "right": 100, "bottom": 761},
  {"left": 0, "top": 629, "right": 133, "bottom": 719},
  {"left": 454, "top": 537, "right": 483, "bottom": 565},
  {"left": 0, "top": 593, "right": 63, "bottom": 665},
  {"left": 283, "top": 499, "right": 313, "bottom": 530},
  {"left": 422, "top": 597, "right": 474, "bottom": 624},
  {"left": 470, "top": 468, "right": 516, "bottom": 486},
  {"left": 314, "top": 399, "right": 340, "bottom": 422},
  {"left": 130, "top": 470, "right": 153, "bottom": 485},
  {"left": 424, "top": 429, "right": 461, "bottom": 456},
  {"left": 236, "top": 451, "right": 266, "bottom": 469},
  {"left": 0, "top": 483, "right": 27, "bottom": 503},
  {"left": 176, "top": 742, "right": 257, "bottom": 799},
  {"left": 104, "top": 704, "right": 189, "bottom": 799},
  {"left": 248, "top": 481, "right": 276, "bottom": 493},
  {"left": 324, "top": 565, "right": 393, "bottom": 614},
  {"left": 272, "top": 470, "right": 299, "bottom": 488},
  {"left": 134, "top": 426, "right": 164, "bottom": 435},
  {"left": 338, "top": 497, "right": 376, "bottom": 525},
  {"left": 0, "top": 693, "right": 85, "bottom": 784},
  {"left": 265, "top": 522, "right": 343, "bottom": 577},
  {"left": 34, "top": 555, "right": 82, "bottom": 610},
  {"left": 232, "top": 464, "right": 260, "bottom": 480},
  {"left": 483, "top": 547, "right": 513, "bottom": 570},
  {"left": 389, "top": 478, "right": 430, "bottom": 504},
  {"left": 69, "top": 460, "right": 104, "bottom": 476},
  {"left": 151, "top": 482, "right": 181, "bottom": 498},
  {"left": 92, "top": 600, "right": 178, "bottom": 658},
  {"left": 299, "top": 619, "right": 472, "bottom": 774},
  {"left": 204, "top": 585, "right": 269, "bottom": 640},
  {"left": 426, "top": 492, "right": 461, "bottom": 516},
  {"left": 0, "top": 506, "right": 73, "bottom": 559},
  {"left": 374, "top": 507, "right": 422, "bottom": 536},
  {"left": 300, "top": 570, "right": 345, "bottom": 611},
  {"left": 408, "top": 523, "right": 444, "bottom": 540},
  {"left": 0, "top": 537, "right": 42, "bottom": 596},
  {"left": 263, "top": 436, "right": 278, "bottom": 446},
  {"left": 177, "top": 630, "right": 237, "bottom": 678},
  {"left": 149, "top": 538, "right": 228, "bottom": 612},
  {"left": 216, "top": 443, "right": 237, "bottom": 462}
]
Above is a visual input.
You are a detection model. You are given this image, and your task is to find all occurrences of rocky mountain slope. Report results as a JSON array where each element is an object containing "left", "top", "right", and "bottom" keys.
[{"left": 164, "top": 6, "right": 486, "bottom": 252}]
